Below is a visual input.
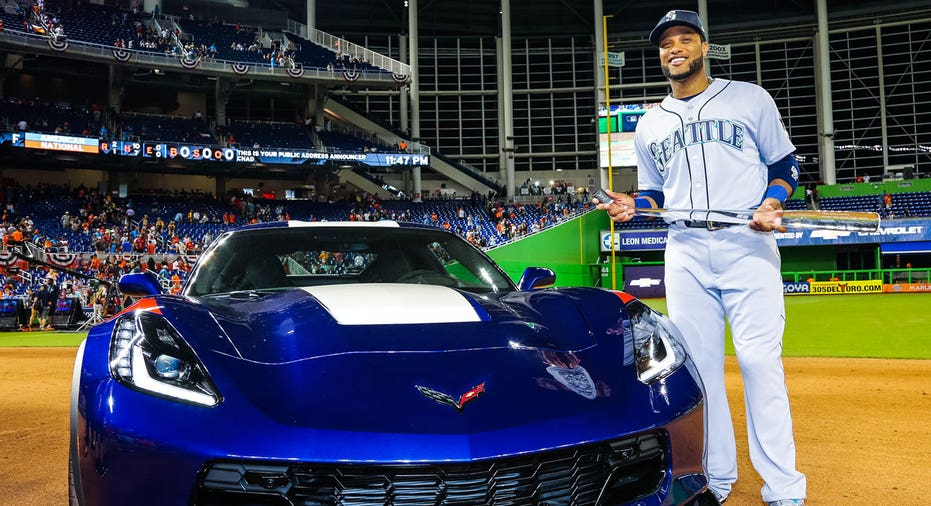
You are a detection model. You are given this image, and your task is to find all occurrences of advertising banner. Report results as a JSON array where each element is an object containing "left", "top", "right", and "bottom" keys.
[
  {"left": 884, "top": 283, "right": 931, "bottom": 293},
  {"left": 808, "top": 280, "right": 883, "bottom": 295},
  {"left": 601, "top": 230, "right": 667, "bottom": 252},
  {"left": 773, "top": 219, "right": 931, "bottom": 246},
  {"left": 782, "top": 281, "right": 811, "bottom": 295},
  {"left": 622, "top": 264, "right": 666, "bottom": 299}
]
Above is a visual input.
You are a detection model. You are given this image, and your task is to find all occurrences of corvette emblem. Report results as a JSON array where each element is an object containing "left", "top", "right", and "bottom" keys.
[{"left": 415, "top": 383, "right": 485, "bottom": 413}]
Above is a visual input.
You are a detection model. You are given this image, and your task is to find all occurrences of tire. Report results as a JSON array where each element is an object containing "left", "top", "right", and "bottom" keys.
[{"left": 688, "top": 489, "right": 722, "bottom": 506}]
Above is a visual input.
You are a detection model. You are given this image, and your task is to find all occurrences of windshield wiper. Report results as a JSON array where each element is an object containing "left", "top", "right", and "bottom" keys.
[{"left": 228, "top": 290, "right": 276, "bottom": 299}]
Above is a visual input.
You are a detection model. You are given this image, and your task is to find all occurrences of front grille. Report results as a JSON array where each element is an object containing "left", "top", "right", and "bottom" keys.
[{"left": 195, "top": 432, "right": 666, "bottom": 506}]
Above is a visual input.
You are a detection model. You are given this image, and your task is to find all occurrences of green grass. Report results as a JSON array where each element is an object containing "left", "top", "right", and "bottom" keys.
[
  {"left": 0, "top": 330, "right": 87, "bottom": 347},
  {"left": 642, "top": 293, "right": 931, "bottom": 359},
  {"left": 2, "top": 293, "right": 929, "bottom": 359}
]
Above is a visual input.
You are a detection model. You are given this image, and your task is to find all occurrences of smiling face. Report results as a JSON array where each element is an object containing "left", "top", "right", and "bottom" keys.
[{"left": 658, "top": 25, "right": 709, "bottom": 84}]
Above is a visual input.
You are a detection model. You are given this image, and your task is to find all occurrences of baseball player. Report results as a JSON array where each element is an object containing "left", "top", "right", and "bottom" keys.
[{"left": 596, "top": 10, "right": 806, "bottom": 506}]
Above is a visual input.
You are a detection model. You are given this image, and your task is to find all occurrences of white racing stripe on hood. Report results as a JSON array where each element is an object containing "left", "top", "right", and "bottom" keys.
[{"left": 302, "top": 284, "right": 483, "bottom": 325}]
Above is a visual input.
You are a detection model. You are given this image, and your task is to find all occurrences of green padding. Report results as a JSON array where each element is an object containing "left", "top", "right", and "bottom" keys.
[
  {"left": 486, "top": 211, "right": 608, "bottom": 287},
  {"left": 817, "top": 178, "right": 931, "bottom": 198},
  {"left": 494, "top": 261, "right": 600, "bottom": 288}
]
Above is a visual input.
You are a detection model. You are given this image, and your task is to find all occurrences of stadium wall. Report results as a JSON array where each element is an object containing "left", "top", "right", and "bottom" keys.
[
  {"left": 782, "top": 246, "right": 836, "bottom": 273},
  {"left": 488, "top": 212, "right": 846, "bottom": 289},
  {"left": 485, "top": 210, "right": 607, "bottom": 287},
  {"left": 818, "top": 179, "right": 931, "bottom": 198}
]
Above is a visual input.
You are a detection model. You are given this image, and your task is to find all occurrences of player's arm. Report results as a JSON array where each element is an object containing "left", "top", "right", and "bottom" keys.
[
  {"left": 751, "top": 153, "right": 800, "bottom": 232},
  {"left": 597, "top": 128, "right": 667, "bottom": 223},
  {"left": 594, "top": 189, "right": 665, "bottom": 223}
]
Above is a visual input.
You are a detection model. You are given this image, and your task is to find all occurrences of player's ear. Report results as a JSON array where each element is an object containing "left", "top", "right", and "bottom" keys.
[{"left": 701, "top": 40, "right": 709, "bottom": 57}]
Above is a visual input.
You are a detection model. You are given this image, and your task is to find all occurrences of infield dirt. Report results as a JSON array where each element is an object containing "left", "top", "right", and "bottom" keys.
[{"left": 1, "top": 348, "right": 929, "bottom": 505}]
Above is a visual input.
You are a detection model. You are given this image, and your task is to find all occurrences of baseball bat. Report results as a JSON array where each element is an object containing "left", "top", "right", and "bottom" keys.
[{"left": 591, "top": 188, "right": 881, "bottom": 232}]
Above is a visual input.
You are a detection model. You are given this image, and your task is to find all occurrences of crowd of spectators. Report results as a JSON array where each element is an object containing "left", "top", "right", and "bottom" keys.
[
  {"left": 0, "top": 181, "right": 592, "bottom": 329},
  {"left": 9, "top": 0, "right": 66, "bottom": 40},
  {"left": 0, "top": 96, "right": 103, "bottom": 137},
  {"left": 109, "top": 9, "right": 170, "bottom": 51}
]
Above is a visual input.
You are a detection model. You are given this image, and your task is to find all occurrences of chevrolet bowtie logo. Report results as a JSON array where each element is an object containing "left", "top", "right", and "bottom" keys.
[
  {"left": 415, "top": 383, "right": 485, "bottom": 413},
  {"left": 630, "top": 278, "right": 661, "bottom": 288}
]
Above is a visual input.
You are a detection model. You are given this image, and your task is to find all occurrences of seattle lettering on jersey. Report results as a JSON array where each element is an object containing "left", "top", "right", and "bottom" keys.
[{"left": 649, "top": 118, "right": 746, "bottom": 172}]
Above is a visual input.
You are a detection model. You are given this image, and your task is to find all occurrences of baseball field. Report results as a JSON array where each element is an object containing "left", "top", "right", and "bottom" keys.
[{"left": 1, "top": 293, "right": 929, "bottom": 505}]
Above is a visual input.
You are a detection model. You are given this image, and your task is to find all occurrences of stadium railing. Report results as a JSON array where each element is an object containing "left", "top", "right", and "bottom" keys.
[
  {"left": 0, "top": 29, "right": 405, "bottom": 84},
  {"left": 784, "top": 268, "right": 930, "bottom": 284}
]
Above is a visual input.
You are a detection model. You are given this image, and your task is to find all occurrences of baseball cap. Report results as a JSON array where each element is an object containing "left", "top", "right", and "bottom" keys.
[{"left": 649, "top": 10, "right": 707, "bottom": 46}]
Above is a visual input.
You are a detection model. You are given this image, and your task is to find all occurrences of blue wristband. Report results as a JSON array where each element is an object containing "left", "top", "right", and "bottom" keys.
[
  {"left": 633, "top": 197, "right": 652, "bottom": 209},
  {"left": 764, "top": 185, "right": 789, "bottom": 203}
]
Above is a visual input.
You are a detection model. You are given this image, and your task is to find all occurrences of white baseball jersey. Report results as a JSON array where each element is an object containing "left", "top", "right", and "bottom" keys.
[
  {"left": 637, "top": 78, "right": 807, "bottom": 501},
  {"left": 634, "top": 78, "right": 794, "bottom": 211}
]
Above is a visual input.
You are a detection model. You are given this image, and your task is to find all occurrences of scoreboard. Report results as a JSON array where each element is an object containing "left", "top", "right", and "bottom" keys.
[{"left": 3, "top": 131, "right": 429, "bottom": 167}]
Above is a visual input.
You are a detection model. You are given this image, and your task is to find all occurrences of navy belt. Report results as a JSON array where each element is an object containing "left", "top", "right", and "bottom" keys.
[{"left": 677, "top": 220, "right": 738, "bottom": 231}]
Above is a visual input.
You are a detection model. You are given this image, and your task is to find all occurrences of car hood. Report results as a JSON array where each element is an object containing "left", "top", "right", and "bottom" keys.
[
  {"left": 199, "top": 284, "right": 601, "bottom": 364},
  {"left": 156, "top": 287, "right": 702, "bottom": 459}
]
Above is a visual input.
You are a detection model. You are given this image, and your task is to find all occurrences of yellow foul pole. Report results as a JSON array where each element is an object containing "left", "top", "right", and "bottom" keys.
[{"left": 602, "top": 15, "right": 617, "bottom": 289}]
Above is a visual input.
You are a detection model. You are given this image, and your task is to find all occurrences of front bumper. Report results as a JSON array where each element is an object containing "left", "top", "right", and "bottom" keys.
[
  {"left": 74, "top": 397, "right": 704, "bottom": 506},
  {"left": 72, "top": 326, "right": 707, "bottom": 506}
]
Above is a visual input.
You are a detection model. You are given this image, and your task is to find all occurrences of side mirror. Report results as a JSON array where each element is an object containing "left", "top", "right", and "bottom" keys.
[
  {"left": 518, "top": 267, "right": 556, "bottom": 291},
  {"left": 118, "top": 271, "right": 163, "bottom": 297}
]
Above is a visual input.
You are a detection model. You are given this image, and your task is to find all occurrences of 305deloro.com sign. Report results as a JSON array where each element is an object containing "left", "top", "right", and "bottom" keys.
[{"left": 808, "top": 280, "right": 883, "bottom": 295}]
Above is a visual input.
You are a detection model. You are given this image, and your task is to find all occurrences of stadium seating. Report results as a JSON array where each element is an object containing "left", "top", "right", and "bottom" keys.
[
  {"left": 117, "top": 113, "right": 214, "bottom": 143},
  {"left": 223, "top": 121, "right": 314, "bottom": 149},
  {"left": 1, "top": 97, "right": 99, "bottom": 136},
  {"left": 892, "top": 192, "right": 931, "bottom": 217},
  {"left": 47, "top": 2, "right": 170, "bottom": 52},
  {"left": 282, "top": 31, "right": 382, "bottom": 73},
  {"left": 281, "top": 31, "right": 339, "bottom": 69},
  {"left": 317, "top": 129, "right": 395, "bottom": 152},
  {"left": 175, "top": 19, "right": 268, "bottom": 64}
]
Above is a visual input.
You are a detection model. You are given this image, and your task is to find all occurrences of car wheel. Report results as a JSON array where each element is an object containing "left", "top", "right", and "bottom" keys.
[{"left": 687, "top": 489, "right": 722, "bottom": 506}]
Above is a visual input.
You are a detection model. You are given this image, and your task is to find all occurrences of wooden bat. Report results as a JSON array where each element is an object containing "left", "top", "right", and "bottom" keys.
[
  {"left": 632, "top": 207, "right": 881, "bottom": 232},
  {"left": 591, "top": 188, "right": 881, "bottom": 232}
]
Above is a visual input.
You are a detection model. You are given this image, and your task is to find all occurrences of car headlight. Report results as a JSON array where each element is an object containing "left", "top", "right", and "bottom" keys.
[
  {"left": 627, "top": 300, "right": 688, "bottom": 384},
  {"left": 109, "top": 310, "right": 221, "bottom": 407}
]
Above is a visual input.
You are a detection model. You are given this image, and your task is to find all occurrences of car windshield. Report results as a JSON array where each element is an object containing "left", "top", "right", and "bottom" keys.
[{"left": 184, "top": 224, "right": 516, "bottom": 296}]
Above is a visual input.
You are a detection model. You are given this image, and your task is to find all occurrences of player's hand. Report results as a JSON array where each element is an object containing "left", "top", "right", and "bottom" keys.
[
  {"left": 750, "top": 198, "right": 786, "bottom": 232},
  {"left": 593, "top": 190, "right": 637, "bottom": 223}
]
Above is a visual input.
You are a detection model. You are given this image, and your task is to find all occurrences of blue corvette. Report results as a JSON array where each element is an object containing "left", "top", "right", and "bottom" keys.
[{"left": 70, "top": 221, "right": 712, "bottom": 505}]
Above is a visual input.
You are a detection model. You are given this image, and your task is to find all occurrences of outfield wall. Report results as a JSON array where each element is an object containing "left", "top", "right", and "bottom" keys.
[
  {"left": 817, "top": 178, "right": 931, "bottom": 198},
  {"left": 488, "top": 210, "right": 929, "bottom": 297},
  {"left": 485, "top": 210, "right": 607, "bottom": 287}
]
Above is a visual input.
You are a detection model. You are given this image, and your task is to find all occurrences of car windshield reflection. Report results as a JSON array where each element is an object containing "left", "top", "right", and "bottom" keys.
[{"left": 185, "top": 223, "right": 516, "bottom": 296}]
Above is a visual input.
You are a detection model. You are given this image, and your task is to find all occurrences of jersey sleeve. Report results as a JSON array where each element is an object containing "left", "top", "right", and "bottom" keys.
[
  {"left": 754, "top": 86, "right": 796, "bottom": 165},
  {"left": 634, "top": 130, "right": 664, "bottom": 192}
]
